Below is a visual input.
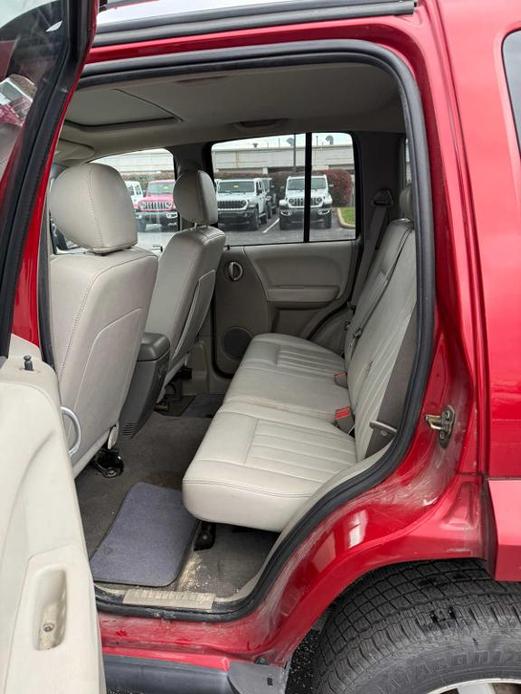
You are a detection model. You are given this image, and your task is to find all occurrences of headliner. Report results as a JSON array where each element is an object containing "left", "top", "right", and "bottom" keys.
[{"left": 58, "top": 62, "right": 404, "bottom": 163}]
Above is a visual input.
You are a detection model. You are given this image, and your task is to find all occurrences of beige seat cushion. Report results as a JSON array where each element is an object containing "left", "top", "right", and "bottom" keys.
[
  {"left": 182, "top": 401, "right": 356, "bottom": 532},
  {"left": 224, "top": 333, "right": 348, "bottom": 421},
  {"left": 182, "top": 185, "right": 417, "bottom": 533}
]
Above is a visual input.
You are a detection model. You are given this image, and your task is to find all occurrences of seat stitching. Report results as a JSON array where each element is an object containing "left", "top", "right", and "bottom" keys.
[
  {"left": 215, "top": 409, "right": 336, "bottom": 434},
  {"left": 249, "top": 453, "right": 351, "bottom": 476},
  {"left": 184, "top": 479, "right": 312, "bottom": 498},
  {"left": 252, "top": 442, "right": 352, "bottom": 464},
  {"left": 255, "top": 433, "right": 351, "bottom": 455}
]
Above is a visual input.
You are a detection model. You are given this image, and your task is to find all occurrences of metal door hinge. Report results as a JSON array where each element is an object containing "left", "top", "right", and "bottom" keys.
[{"left": 425, "top": 406, "right": 455, "bottom": 448}]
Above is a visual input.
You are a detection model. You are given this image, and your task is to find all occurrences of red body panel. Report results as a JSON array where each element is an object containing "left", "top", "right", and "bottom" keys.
[{"left": 11, "top": 0, "right": 521, "bottom": 671}]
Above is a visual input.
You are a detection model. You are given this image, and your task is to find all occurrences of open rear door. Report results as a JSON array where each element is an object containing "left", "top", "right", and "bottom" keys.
[
  {"left": 0, "top": 1, "right": 102, "bottom": 693},
  {"left": 0, "top": 346, "right": 105, "bottom": 693}
]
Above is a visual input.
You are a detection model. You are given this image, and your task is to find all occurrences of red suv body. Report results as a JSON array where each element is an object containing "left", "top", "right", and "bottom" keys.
[{"left": 2, "top": 1, "right": 521, "bottom": 693}]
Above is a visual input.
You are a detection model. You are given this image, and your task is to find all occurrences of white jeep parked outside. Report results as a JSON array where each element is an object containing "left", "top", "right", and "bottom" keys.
[
  {"left": 216, "top": 178, "right": 268, "bottom": 230},
  {"left": 279, "top": 173, "right": 333, "bottom": 230}
]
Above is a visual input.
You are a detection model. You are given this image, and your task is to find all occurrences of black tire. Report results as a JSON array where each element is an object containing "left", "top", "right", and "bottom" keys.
[
  {"left": 324, "top": 211, "right": 332, "bottom": 229},
  {"left": 249, "top": 208, "right": 260, "bottom": 231},
  {"left": 313, "top": 560, "right": 521, "bottom": 694},
  {"left": 279, "top": 217, "right": 289, "bottom": 231}
]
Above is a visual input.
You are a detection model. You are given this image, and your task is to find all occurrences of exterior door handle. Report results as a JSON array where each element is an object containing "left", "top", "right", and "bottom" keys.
[{"left": 227, "top": 261, "right": 244, "bottom": 282}]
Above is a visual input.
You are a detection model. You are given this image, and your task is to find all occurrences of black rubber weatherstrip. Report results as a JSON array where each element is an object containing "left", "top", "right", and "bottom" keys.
[
  {"left": 95, "top": 0, "right": 415, "bottom": 47},
  {"left": 37, "top": 205, "right": 55, "bottom": 369},
  {"left": 93, "top": 39, "right": 435, "bottom": 624}
]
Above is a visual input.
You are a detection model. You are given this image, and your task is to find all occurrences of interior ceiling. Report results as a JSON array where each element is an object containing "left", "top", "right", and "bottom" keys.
[{"left": 59, "top": 63, "right": 404, "bottom": 162}]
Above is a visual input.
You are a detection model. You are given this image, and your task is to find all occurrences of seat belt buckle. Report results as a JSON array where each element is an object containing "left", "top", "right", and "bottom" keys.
[
  {"left": 335, "top": 406, "right": 354, "bottom": 434},
  {"left": 334, "top": 371, "right": 348, "bottom": 388}
]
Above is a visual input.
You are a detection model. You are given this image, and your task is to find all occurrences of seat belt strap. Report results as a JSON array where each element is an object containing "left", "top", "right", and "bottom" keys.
[
  {"left": 334, "top": 371, "right": 348, "bottom": 388},
  {"left": 364, "top": 308, "right": 417, "bottom": 458},
  {"left": 350, "top": 189, "right": 394, "bottom": 307},
  {"left": 345, "top": 225, "right": 411, "bottom": 363}
]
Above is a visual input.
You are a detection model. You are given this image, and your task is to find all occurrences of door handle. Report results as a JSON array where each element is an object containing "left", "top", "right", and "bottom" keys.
[{"left": 227, "top": 260, "right": 244, "bottom": 282}]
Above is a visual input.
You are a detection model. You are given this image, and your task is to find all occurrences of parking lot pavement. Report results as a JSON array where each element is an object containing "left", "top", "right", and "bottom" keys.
[
  {"left": 137, "top": 211, "right": 355, "bottom": 253},
  {"left": 224, "top": 211, "right": 356, "bottom": 245}
]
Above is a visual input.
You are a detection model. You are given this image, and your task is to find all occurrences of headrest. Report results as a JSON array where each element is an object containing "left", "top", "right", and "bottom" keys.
[
  {"left": 174, "top": 170, "right": 218, "bottom": 226},
  {"left": 399, "top": 183, "right": 413, "bottom": 221},
  {"left": 49, "top": 163, "right": 137, "bottom": 254}
]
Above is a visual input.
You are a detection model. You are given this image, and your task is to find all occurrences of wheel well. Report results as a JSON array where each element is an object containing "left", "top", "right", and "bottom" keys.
[
  {"left": 298, "top": 557, "right": 510, "bottom": 651},
  {"left": 288, "top": 558, "right": 521, "bottom": 692}
]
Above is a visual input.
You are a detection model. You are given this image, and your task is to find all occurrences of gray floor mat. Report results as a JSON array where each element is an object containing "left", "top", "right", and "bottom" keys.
[
  {"left": 76, "top": 413, "right": 210, "bottom": 556},
  {"left": 90, "top": 482, "right": 197, "bottom": 587}
]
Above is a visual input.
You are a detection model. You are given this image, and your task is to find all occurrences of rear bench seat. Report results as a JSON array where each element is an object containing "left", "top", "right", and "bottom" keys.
[{"left": 182, "top": 186, "right": 417, "bottom": 532}]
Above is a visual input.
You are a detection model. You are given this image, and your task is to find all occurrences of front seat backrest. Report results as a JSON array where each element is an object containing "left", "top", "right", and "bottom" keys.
[
  {"left": 49, "top": 163, "right": 158, "bottom": 476},
  {"left": 145, "top": 170, "right": 225, "bottom": 386}
]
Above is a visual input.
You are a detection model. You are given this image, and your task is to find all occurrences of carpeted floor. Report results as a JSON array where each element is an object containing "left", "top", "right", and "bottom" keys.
[
  {"left": 176, "top": 524, "right": 277, "bottom": 598},
  {"left": 76, "top": 413, "right": 209, "bottom": 556},
  {"left": 76, "top": 405, "right": 277, "bottom": 597}
]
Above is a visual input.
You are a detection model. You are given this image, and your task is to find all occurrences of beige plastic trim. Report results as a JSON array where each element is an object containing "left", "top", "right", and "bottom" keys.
[{"left": 0, "top": 345, "right": 105, "bottom": 694}]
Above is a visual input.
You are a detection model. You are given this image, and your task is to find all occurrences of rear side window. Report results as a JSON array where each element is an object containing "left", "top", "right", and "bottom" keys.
[
  {"left": 504, "top": 31, "right": 521, "bottom": 150},
  {"left": 211, "top": 133, "right": 356, "bottom": 246}
]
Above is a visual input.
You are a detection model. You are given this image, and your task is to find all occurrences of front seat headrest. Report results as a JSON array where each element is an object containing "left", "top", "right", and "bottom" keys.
[
  {"left": 49, "top": 163, "right": 137, "bottom": 254},
  {"left": 399, "top": 183, "right": 413, "bottom": 221},
  {"left": 174, "top": 170, "right": 218, "bottom": 226}
]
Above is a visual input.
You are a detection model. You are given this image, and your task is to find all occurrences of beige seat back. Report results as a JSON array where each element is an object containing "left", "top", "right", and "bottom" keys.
[
  {"left": 49, "top": 163, "right": 158, "bottom": 476},
  {"left": 145, "top": 170, "right": 225, "bottom": 386}
]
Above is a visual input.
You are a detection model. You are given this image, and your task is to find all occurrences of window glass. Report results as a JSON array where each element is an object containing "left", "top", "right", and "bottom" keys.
[
  {"left": 212, "top": 135, "right": 306, "bottom": 245},
  {"left": 99, "top": 0, "right": 335, "bottom": 27},
  {"left": 95, "top": 148, "right": 176, "bottom": 254},
  {"left": 309, "top": 132, "right": 356, "bottom": 242},
  {"left": 0, "top": 1, "right": 65, "bottom": 186},
  {"left": 504, "top": 31, "right": 521, "bottom": 151}
]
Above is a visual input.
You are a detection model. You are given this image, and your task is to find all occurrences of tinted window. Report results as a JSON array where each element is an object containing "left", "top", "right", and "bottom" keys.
[
  {"left": 212, "top": 134, "right": 305, "bottom": 245},
  {"left": 218, "top": 180, "right": 255, "bottom": 193},
  {"left": 504, "top": 31, "right": 521, "bottom": 150},
  {"left": 211, "top": 132, "right": 356, "bottom": 246},
  {"left": 309, "top": 133, "right": 356, "bottom": 242}
]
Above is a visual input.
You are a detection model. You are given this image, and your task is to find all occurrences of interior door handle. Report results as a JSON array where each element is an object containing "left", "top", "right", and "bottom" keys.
[
  {"left": 61, "top": 406, "right": 81, "bottom": 457},
  {"left": 227, "top": 261, "right": 244, "bottom": 282}
]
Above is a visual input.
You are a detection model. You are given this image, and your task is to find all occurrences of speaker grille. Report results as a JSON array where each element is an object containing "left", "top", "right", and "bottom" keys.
[{"left": 223, "top": 328, "right": 252, "bottom": 359}]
